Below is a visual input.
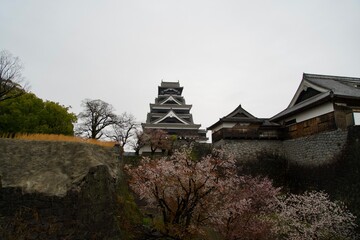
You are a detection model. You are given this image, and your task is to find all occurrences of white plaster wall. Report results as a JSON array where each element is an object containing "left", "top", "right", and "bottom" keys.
[
  {"left": 285, "top": 102, "right": 334, "bottom": 123},
  {"left": 139, "top": 145, "right": 163, "bottom": 155},
  {"left": 354, "top": 112, "right": 360, "bottom": 125},
  {"left": 212, "top": 123, "right": 237, "bottom": 132}
]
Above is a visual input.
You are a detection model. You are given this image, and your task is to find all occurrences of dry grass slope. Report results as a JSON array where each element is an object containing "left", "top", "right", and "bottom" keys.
[{"left": 0, "top": 133, "right": 116, "bottom": 148}]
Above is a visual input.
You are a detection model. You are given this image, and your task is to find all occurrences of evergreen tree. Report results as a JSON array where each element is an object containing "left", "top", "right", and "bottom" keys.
[{"left": 0, "top": 92, "right": 76, "bottom": 135}]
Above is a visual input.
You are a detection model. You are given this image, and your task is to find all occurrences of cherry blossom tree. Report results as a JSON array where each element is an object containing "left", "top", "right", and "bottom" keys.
[
  {"left": 140, "top": 129, "right": 172, "bottom": 155},
  {"left": 125, "top": 147, "right": 358, "bottom": 239},
  {"left": 125, "top": 148, "right": 280, "bottom": 239},
  {"left": 273, "top": 191, "right": 358, "bottom": 240},
  {"left": 210, "top": 176, "right": 280, "bottom": 240}
]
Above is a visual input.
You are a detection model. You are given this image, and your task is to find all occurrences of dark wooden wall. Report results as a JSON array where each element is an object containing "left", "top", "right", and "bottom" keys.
[{"left": 285, "top": 112, "right": 337, "bottom": 139}]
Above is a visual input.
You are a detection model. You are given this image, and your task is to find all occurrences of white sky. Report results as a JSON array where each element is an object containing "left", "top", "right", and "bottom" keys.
[{"left": 1, "top": 0, "right": 360, "bottom": 131}]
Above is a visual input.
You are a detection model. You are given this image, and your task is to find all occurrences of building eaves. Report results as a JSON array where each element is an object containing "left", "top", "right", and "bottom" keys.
[
  {"left": 261, "top": 120, "right": 281, "bottom": 128},
  {"left": 207, "top": 119, "right": 222, "bottom": 131},
  {"left": 271, "top": 91, "right": 332, "bottom": 121},
  {"left": 148, "top": 112, "right": 193, "bottom": 118},
  {"left": 142, "top": 123, "right": 201, "bottom": 130},
  {"left": 221, "top": 117, "right": 263, "bottom": 123},
  {"left": 150, "top": 103, "right": 192, "bottom": 109}
]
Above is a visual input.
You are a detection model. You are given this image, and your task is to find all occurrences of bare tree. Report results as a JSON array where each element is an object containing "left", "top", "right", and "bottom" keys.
[
  {"left": 0, "top": 50, "right": 28, "bottom": 102},
  {"left": 77, "top": 99, "right": 117, "bottom": 139},
  {"left": 106, "top": 112, "right": 139, "bottom": 153},
  {"left": 129, "top": 129, "right": 146, "bottom": 155}
]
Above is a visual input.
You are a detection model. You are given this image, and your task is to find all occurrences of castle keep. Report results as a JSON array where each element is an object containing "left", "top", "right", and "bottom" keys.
[{"left": 141, "top": 81, "right": 207, "bottom": 153}]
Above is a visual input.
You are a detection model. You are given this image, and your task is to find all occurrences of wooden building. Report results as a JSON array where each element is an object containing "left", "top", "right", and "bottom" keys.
[
  {"left": 208, "top": 105, "right": 281, "bottom": 143},
  {"left": 271, "top": 73, "right": 360, "bottom": 139},
  {"left": 209, "top": 73, "right": 360, "bottom": 142}
]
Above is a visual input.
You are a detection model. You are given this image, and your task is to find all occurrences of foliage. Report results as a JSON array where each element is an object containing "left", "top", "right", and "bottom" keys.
[
  {"left": 115, "top": 170, "right": 144, "bottom": 239},
  {"left": 0, "top": 92, "right": 76, "bottom": 135},
  {"left": 240, "top": 151, "right": 290, "bottom": 189},
  {"left": 189, "top": 142, "right": 213, "bottom": 161},
  {"left": 0, "top": 50, "right": 28, "bottom": 102},
  {"left": 273, "top": 191, "right": 358, "bottom": 240},
  {"left": 76, "top": 98, "right": 117, "bottom": 139}
]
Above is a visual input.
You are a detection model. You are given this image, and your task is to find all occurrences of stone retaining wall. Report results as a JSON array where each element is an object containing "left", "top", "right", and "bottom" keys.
[
  {"left": 0, "top": 165, "right": 122, "bottom": 239},
  {"left": 214, "top": 139, "right": 284, "bottom": 163},
  {"left": 215, "top": 129, "right": 349, "bottom": 166},
  {"left": 0, "top": 139, "right": 122, "bottom": 239},
  {"left": 283, "top": 129, "right": 348, "bottom": 166}
]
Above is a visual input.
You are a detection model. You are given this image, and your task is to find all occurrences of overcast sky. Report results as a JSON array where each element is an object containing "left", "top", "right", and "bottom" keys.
[{"left": 1, "top": 0, "right": 360, "bottom": 132}]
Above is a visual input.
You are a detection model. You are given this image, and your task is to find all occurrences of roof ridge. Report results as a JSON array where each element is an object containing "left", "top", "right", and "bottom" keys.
[
  {"left": 223, "top": 104, "right": 257, "bottom": 119},
  {"left": 161, "top": 81, "right": 180, "bottom": 83},
  {"left": 304, "top": 73, "right": 360, "bottom": 82}
]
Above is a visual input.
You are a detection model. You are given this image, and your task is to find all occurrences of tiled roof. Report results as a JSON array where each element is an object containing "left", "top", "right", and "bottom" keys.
[
  {"left": 271, "top": 73, "right": 360, "bottom": 121},
  {"left": 223, "top": 104, "right": 257, "bottom": 119},
  {"left": 150, "top": 103, "right": 192, "bottom": 109},
  {"left": 142, "top": 123, "right": 201, "bottom": 130},
  {"left": 160, "top": 81, "right": 181, "bottom": 88},
  {"left": 208, "top": 105, "right": 264, "bottom": 130},
  {"left": 304, "top": 73, "right": 360, "bottom": 98}
]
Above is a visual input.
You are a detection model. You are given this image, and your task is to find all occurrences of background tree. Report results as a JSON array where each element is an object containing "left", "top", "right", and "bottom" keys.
[
  {"left": 76, "top": 99, "right": 117, "bottom": 139},
  {"left": 130, "top": 129, "right": 146, "bottom": 155},
  {"left": 0, "top": 50, "right": 28, "bottom": 102},
  {"left": 0, "top": 92, "right": 76, "bottom": 135},
  {"left": 106, "top": 112, "right": 139, "bottom": 153}
]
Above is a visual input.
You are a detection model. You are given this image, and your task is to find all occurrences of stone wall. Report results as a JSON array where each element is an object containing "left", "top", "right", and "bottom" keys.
[
  {"left": 215, "top": 129, "right": 348, "bottom": 166},
  {"left": 0, "top": 139, "right": 123, "bottom": 239},
  {"left": 0, "top": 165, "right": 121, "bottom": 239},
  {"left": 214, "top": 139, "right": 284, "bottom": 163},
  {"left": 282, "top": 129, "right": 348, "bottom": 166}
]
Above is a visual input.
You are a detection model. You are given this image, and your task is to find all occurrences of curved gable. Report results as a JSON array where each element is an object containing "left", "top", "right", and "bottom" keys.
[
  {"left": 153, "top": 110, "right": 189, "bottom": 125},
  {"left": 160, "top": 96, "right": 182, "bottom": 105},
  {"left": 289, "top": 76, "right": 328, "bottom": 108},
  {"left": 294, "top": 87, "right": 322, "bottom": 105}
]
